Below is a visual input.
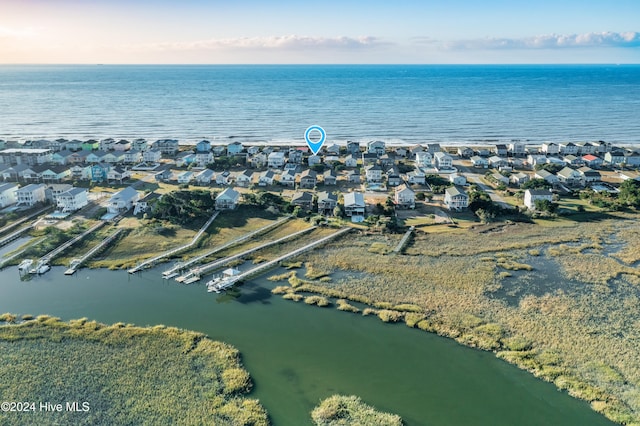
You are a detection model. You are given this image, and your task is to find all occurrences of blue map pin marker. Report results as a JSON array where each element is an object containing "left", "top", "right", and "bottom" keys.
[{"left": 304, "top": 125, "right": 326, "bottom": 155}]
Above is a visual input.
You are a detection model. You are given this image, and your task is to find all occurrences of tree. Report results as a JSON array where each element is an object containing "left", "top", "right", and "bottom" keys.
[
  {"left": 534, "top": 199, "right": 558, "bottom": 213},
  {"left": 333, "top": 205, "right": 343, "bottom": 218},
  {"left": 522, "top": 178, "right": 552, "bottom": 190},
  {"left": 618, "top": 179, "right": 640, "bottom": 208}
]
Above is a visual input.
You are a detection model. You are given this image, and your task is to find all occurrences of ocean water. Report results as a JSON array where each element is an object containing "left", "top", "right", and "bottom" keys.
[{"left": 0, "top": 64, "right": 638, "bottom": 146}]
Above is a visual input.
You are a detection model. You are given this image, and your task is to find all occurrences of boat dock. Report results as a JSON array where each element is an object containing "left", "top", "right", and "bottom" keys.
[
  {"left": 30, "top": 221, "right": 106, "bottom": 273},
  {"left": 64, "top": 228, "right": 123, "bottom": 275},
  {"left": 209, "top": 227, "right": 352, "bottom": 292},
  {"left": 174, "top": 225, "right": 318, "bottom": 284},
  {"left": 392, "top": 226, "right": 415, "bottom": 254},
  {"left": 127, "top": 211, "right": 219, "bottom": 274},
  {"left": 0, "top": 236, "right": 46, "bottom": 270},
  {"left": 162, "top": 216, "right": 291, "bottom": 279}
]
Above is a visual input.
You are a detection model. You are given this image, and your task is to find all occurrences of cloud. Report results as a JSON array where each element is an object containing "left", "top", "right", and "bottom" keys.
[
  {"left": 441, "top": 31, "right": 640, "bottom": 50},
  {"left": 128, "top": 35, "right": 387, "bottom": 52},
  {"left": 0, "top": 25, "right": 39, "bottom": 39}
]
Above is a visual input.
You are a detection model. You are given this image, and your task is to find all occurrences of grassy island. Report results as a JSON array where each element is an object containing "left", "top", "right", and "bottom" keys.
[
  {"left": 0, "top": 315, "right": 268, "bottom": 426},
  {"left": 311, "top": 395, "right": 403, "bottom": 426}
]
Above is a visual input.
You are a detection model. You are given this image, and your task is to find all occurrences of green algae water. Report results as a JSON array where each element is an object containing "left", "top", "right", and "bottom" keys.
[{"left": 0, "top": 266, "right": 613, "bottom": 425}]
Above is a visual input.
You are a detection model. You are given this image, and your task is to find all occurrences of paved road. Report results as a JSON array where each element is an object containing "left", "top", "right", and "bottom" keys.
[{"left": 465, "top": 173, "right": 512, "bottom": 210}]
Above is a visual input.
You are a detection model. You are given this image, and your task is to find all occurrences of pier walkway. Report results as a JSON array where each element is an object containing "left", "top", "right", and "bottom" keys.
[
  {"left": 0, "top": 206, "right": 52, "bottom": 237},
  {"left": 393, "top": 226, "right": 414, "bottom": 254},
  {"left": 162, "top": 216, "right": 291, "bottom": 279},
  {"left": 128, "top": 211, "right": 219, "bottom": 274},
  {"left": 0, "top": 236, "right": 46, "bottom": 269},
  {"left": 0, "top": 224, "right": 35, "bottom": 248},
  {"left": 37, "top": 221, "right": 106, "bottom": 267},
  {"left": 211, "top": 227, "right": 352, "bottom": 292},
  {"left": 64, "top": 228, "right": 123, "bottom": 275},
  {"left": 175, "top": 225, "right": 317, "bottom": 283}
]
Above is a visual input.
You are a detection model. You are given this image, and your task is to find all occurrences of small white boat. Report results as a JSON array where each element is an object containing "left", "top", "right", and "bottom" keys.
[
  {"left": 18, "top": 259, "right": 34, "bottom": 272},
  {"left": 29, "top": 261, "right": 50, "bottom": 275}
]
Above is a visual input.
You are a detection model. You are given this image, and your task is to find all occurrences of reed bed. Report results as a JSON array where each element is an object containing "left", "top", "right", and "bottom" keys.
[
  {"left": 0, "top": 315, "right": 268, "bottom": 425},
  {"left": 311, "top": 394, "right": 403, "bottom": 426}
]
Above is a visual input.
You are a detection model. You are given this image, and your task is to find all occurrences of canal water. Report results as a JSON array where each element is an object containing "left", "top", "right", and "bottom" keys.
[{"left": 0, "top": 266, "right": 613, "bottom": 426}]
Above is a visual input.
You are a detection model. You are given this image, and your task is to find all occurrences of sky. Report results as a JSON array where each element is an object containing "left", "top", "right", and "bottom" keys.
[{"left": 1, "top": 0, "right": 639, "bottom": 64}]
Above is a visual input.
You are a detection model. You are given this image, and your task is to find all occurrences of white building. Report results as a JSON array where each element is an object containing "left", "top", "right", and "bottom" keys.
[
  {"left": 107, "top": 187, "right": 139, "bottom": 214},
  {"left": 216, "top": 187, "right": 240, "bottom": 210},
  {"left": 268, "top": 151, "right": 286, "bottom": 168},
  {"left": 444, "top": 186, "right": 468, "bottom": 210},
  {"left": 16, "top": 183, "right": 47, "bottom": 207},
  {"left": 415, "top": 151, "right": 433, "bottom": 168},
  {"left": 56, "top": 187, "right": 88, "bottom": 213},
  {"left": 524, "top": 189, "right": 553, "bottom": 210},
  {"left": 0, "top": 182, "right": 18, "bottom": 208},
  {"left": 343, "top": 192, "right": 366, "bottom": 220},
  {"left": 394, "top": 184, "right": 415, "bottom": 209},
  {"left": 433, "top": 152, "right": 453, "bottom": 170}
]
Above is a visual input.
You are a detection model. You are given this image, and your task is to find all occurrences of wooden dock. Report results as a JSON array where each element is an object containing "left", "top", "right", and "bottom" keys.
[
  {"left": 128, "top": 211, "right": 219, "bottom": 274},
  {"left": 392, "top": 226, "right": 415, "bottom": 254},
  {"left": 0, "top": 224, "right": 34, "bottom": 248},
  {"left": 162, "top": 216, "right": 291, "bottom": 279},
  {"left": 64, "top": 228, "right": 122, "bottom": 275},
  {"left": 175, "top": 225, "right": 317, "bottom": 283},
  {"left": 209, "top": 227, "right": 352, "bottom": 292}
]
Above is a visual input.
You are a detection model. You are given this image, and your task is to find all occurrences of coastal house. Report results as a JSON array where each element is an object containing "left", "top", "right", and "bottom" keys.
[
  {"left": 45, "top": 184, "right": 73, "bottom": 204},
  {"left": 107, "top": 166, "right": 131, "bottom": 184},
  {"left": 510, "top": 172, "right": 530, "bottom": 187},
  {"left": 194, "top": 151, "right": 214, "bottom": 167},
  {"left": 215, "top": 187, "right": 240, "bottom": 210},
  {"left": 123, "top": 150, "right": 142, "bottom": 164},
  {"left": 578, "top": 167, "right": 601, "bottom": 185},
  {"left": 299, "top": 169, "right": 317, "bottom": 189},
  {"left": 176, "top": 171, "right": 194, "bottom": 184},
  {"left": 227, "top": 142, "right": 244, "bottom": 155},
  {"left": 557, "top": 167, "right": 584, "bottom": 187},
  {"left": 268, "top": 151, "right": 286, "bottom": 168},
  {"left": 534, "top": 169, "right": 559, "bottom": 185},
  {"left": 67, "top": 150, "right": 91, "bottom": 164},
  {"left": 100, "top": 138, "right": 116, "bottom": 151},
  {"left": 524, "top": 189, "right": 553, "bottom": 210},
  {"left": 90, "top": 163, "right": 110, "bottom": 182},
  {"left": 347, "top": 169, "right": 361, "bottom": 184},
  {"left": 16, "top": 183, "right": 47, "bottom": 207},
  {"left": 406, "top": 169, "right": 426, "bottom": 185},
  {"left": 38, "top": 165, "right": 71, "bottom": 182},
  {"left": 415, "top": 151, "right": 433, "bottom": 168},
  {"left": 114, "top": 139, "right": 131, "bottom": 151},
  {"left": 287, "top": 149, "right": 304, "bottom": 165},
  {"left": 344, "top": 155, "right": 358, "bottom": 168},
  {"left": 541, "top": 143, "right": 559, "bottom": 155},
  {"left": 317, "top": 191, "right": 338, "bottom": 215},
  {"left": 604, "top": 150, "right": 626, "bottom": 166},
  {"left": 279, "top": 169, "right": 296, "bottom": 187},
  {"left": 154, "top": 168, "right": 172, "bottom": 182},
  {"left": 470, "top": 155, "right": 489, "bottom": 168},
  {"left": 457, "top": 147, "right": 475, "bottom": 158},
  {"left": 596, "top": 141, "right": 612, "bottom": 154},
  {"left": 133, "top": 191, "right": 160, "bottom": 216},
  {"left": 508, "top": 142, "right": 526, "bottom": 156},
  {"left": 367, "top": 140, "right": 385, "bottom": 156},
  {"left": 395, "top": 147, "right": 408, "bottom": 158},
  {"left": 258, "top": 170, "right": 276, "bottom": 186},
  {"left": 195, "top": 168, "right": 214, "bottom": 185},
  {"left": 196, "top": 140, "right": 211, "bottom": 152},
  {"left": 494, "top": 144, "right": 508, "bottom": 156},
  {"left": 347, "top": 141, "right": 361, "bottom": 155},
  {"left": 56, "top": 187, "right": 88, "bottom": 213},
  {"left": 212, "top": 145, "right": 227, "bottom": 156},
  {"left": 343, "top": 192, "right": 366, "bottom": 220},
  {"left": 444, "top": 186, "right": 468, "bottom": 211},
  {"left": 562, "top": 155, "right": 582, "bottom": 167},
  {"left": 0, "top": 183, "right": 18, "bottom": 208},
  {"left": 323, "top": 169, "right": 337, "bottom": 186},
  {"left": 365, "top": 164, "right": 383, "bottom": 183},
  {"left": 131, "top": 138, "right": 148, "bottom": 152},
  {"left": 386, "top": 167, "right": 402, "bottom": 187},
  {"left": 625, "top": 151, "right": 640, "bottom": 167},
  {"left": 325, "top": 144, "right": 340, "bottom": 155},
  {"left": 247, "top": 146, "right": 260, "bottom": 155},
  {"left": 361, "top": 152, "right": 378, "bottom": 164},
  {"left": 50, "top": 150, "right": 73, "bottom": 165},
  {"left": 308, "top": 154, "right": 322, "bottom": 167},
  {"left": 379, "top": 153, "right": 396, "bottom": 168},
  {"left": 85, "top": 151, "right": 107, "bottom": 164},
  {"left": 82, "top": 140, "right": 100, "bottom": 151},
  {"left": 66, "top": 140, "right": 83, "bottom": 151},
  {"left": 491, "top": 173, "right": 509, "bottom": 186},
  {"left": 560, "top": 142, "right": 579, "bottom": 156},
  {"left": 236, "top": 170, "right": 253, "bottom": 187},
  {"left": 477, "top": 148, "right": 491, "bottom": 157},
  {"left": 153, "top": 139, "right": 179, "bottom": 156},
  {"left": 107, "top": 187, "right": 139, "bottom": 214},
  {"left": 449, "top": 173, "right": 467, "bottom": 186},
  {"left": 290, "top": 191, "right": 314, "bottom": 211},
  {"left": 215, "top": 171, "right": 231, "bottom": 186},
  {"left": 433, "top": 152, "right": 453, "bottom": 170},
  {"left": 527, "top": 155, "right": 548, "bottom": 168},
  {"left": 249, "top": 152, "right": 267, "bottom": 168},
  {"left": 426, "top": 144, "right": 442, "bottom": 154},
  {"left": 143, "top": 149, "right": 162, "bottom": 163},
  {"left": 175, "top": 152, "right": 196, "bottom": 167},
  {"left": 394, "top": 184, "right": 415, "bottom": 209},
  {"left": 488, "top": 156, "right": 507, "bottom": 169},
  {"left": 19, "top": 165, "right": 42, "bottom": 183},
  {"left": 103, "top": 151, "right": 124, "bottom": 164}
]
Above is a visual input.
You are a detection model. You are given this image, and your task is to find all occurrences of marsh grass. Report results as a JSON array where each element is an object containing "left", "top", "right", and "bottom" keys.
[
  {"left": 304, "top": 296, "right": 330, "bottom": 307},
  {"left": 311, "top": 395, "right": 402, "bottom": 426},
  {"left": 336, "top": 299, "right": 360, "bottom": 313},
  {"left": 0, "top": 315, "right": 268, "bottom": 425}
]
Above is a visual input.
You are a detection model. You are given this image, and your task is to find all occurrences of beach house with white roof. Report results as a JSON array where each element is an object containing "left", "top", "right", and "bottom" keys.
[
  {"left": 215, "top": 187, "right": 240, "bottom": 210},
  {"left": 0, "top": 182, "right": 18, "bottom": 208},
  {"left": 444, "top": 186, "right": 468, "bottom": 211},
  {"left": 16, "top": 183, "right": 47, "bottom": 207},
  {"left": 107, "top": 186, "right": 139, "bottom": 214},
  {"left": 56, "top": 187, "right": 88, "bottom": 213},
  {"left": 343, "top": 192, "right": 366, "bottom": 220}
]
